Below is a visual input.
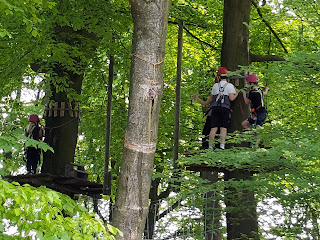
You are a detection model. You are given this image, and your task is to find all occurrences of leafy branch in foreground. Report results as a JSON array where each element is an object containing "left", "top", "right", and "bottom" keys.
[{"left": 0, "top": 180, "right": 122, "bottom": 239}]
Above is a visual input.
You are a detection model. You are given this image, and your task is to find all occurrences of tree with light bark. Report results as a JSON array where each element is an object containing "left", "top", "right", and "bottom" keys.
[{"left": 111, "top": 0, "right": 172, "bottom": 239}]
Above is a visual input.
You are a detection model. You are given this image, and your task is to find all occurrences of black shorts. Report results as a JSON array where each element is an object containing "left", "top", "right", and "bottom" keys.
[{"left": 211, "top": 106, "right": 230, "bottom": 128}]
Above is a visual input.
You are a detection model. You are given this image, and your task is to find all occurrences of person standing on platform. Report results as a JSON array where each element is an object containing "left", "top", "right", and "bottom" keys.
[
  {"left": 241, "top": 74, "right": 270, "bottom": 129},
  {"left": 192, "top": 67, "right": 239, "bottom": 150},
  {"left": 24, "top": 114, "right": 44, "bottom": 174}
]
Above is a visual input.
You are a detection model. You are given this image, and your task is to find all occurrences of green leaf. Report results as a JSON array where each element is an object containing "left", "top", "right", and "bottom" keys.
[
  {"left": 26, "top": 25, "right": 32, "bottom": 33},
  {"left": 31, "top": 29, "right": 38, "bottom": 37},
  {"left": 0, "top": 30, "right": 8, "bottom": 37},
  {"left": 0, "top": 222, "right": 4, "bottom": 232},
  {"left": 14, "top": 208, "right": 22, "bottom": 216},
  {"left": 107, "top": 224, "right": 122, "bottom": 236},
  {"left": 5, "top": 9, "right": 12, "bottom": 15}
]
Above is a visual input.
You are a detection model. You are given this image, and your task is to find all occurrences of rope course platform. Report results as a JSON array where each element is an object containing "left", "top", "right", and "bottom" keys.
[
  {"left": 5, "top": 173, "right": 103, "bottom": 199},
  {"left": 186, "top": 161, "right": 288, "bottom": 174}
]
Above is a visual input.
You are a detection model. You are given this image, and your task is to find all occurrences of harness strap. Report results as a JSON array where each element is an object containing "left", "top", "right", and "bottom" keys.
[{"left": 250, "top": 104, "right": 262, "bottom": 117}]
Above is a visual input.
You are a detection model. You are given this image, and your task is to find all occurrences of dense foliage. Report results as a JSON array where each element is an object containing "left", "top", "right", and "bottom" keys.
[
  {"left": 0, "top": 180, "right": 121, "bottom": 239},
  {"left": 1, "top": 0, "right": 320, "bottom": 239}
]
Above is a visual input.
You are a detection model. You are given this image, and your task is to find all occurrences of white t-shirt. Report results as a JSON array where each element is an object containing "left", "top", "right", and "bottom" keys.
[{"left": 211, "top": 80, "right": 236, "bottom": 96}]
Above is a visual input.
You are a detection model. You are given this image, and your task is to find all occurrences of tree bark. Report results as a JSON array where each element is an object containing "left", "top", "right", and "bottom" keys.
[
  {"left": 38, "top": 23, "right": 98, "bottom": 176},
  {"left": 221, "top": 1, "right": 259, "bottom": 239},
  {"left": 225, "top": 170, "right": 259, "bottom": 240},
  {"left": 221, "top": 1, "right": 250, "bottom": 71},
  {"left": 221, "top": 0, "right": 251, "bottom": 132},
  {"left": 111, "top": 1, "right": 172, "bottom": 239},
  {"left": 41, "top": 65, "right": 83, "bottom": 176}
]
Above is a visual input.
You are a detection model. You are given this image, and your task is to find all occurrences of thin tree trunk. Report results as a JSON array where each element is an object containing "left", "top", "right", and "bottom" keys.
[
  {"left": 111, "top": 1, "right": 171, "bottom": 239},
  {"left": 103, "top": 55, "right": 114, "bottom": 195},
  {"left": 173, "top": 19, "right": 183, "bottom": 166},
  {"left": 144, "top": 178, "right": 160, "bottom": 239}
]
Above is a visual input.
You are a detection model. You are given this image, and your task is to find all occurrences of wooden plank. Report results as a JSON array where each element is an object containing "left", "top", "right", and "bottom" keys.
[
  {"left": 235, "top": 78, "right": 239, "bottom": 86},
  {"left": 54, "top": 102, "right": 58, "bottom": 117},
  {"left": 68, "top": 102, "right": 74, "bottom": 117},
  {"left": 48, "top": 104, "right": 53, "bottom": 117},
  {"left": 60, "top": 102, "right": 65, "bottom": 117},
  {"left": 69, "top": 162, "right": 84, "bottom": 168},
  {"left": 5, "top": 174, "right": 103, "bottom": 198},
  {"left": 186, "top": 164, "right": 220, "bottom": 172},
  {"left": 74, "top": 104, "right": 79, "bottom": 118},
  {"left": 43, "top": 103, "right": 49, "bottom": 117}
]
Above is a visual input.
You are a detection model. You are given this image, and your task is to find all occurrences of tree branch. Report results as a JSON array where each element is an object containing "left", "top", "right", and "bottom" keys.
[
  {"left": 252, "top": 0, "right": 288, "bottom": 54},
  {"left": 168, "top": 20, "right": 219, "bottom": 51},
  {"left": 157, "top": 184, "right": 174, "bottom": 200},
  {"left": 157, "top": 199, "right": 182, "bottom": 220},
  {"left": 183, "top": 26, "right": 219, "bottom": 51}
]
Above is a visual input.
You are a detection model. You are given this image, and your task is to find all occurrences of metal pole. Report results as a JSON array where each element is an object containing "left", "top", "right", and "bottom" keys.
[
  {"left": 103, "top": 55, "right": 114, "bottom": 195},
  {"left": 173, "top": 20, "right": 183, "bottom": 166}
]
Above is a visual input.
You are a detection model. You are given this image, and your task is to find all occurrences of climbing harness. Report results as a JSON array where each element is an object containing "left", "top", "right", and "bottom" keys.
[
  {"left": 212, "top": 81, "right": 230, "bottom": 109},
  {"left": 249, "top": 104, "right": 262, "bottom": 122}
]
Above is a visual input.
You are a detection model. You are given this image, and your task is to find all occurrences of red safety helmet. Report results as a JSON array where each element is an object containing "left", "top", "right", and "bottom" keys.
[
  {"left": 246, "top": 74, "right": 259, "bottom": 83},
  {"left": 217, "top": 67, "right": 228, "bottom": 76},
  {"left": 28, "top": 114, "right": 40, "bottom": 122}
]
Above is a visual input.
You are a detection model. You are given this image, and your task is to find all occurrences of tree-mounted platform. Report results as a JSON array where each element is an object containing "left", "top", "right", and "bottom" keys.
[
  {"left": 183, "top": 149, "right": 289, "bottom": 174},
  {"left": 186, "top": 159, "right": 288, "bottom": 174},
  {"left": 5, "top": 163, "right": 103, "bottom": 199},
  {"left": 5, "top": 173, "right": 103, "bottom": 198}
]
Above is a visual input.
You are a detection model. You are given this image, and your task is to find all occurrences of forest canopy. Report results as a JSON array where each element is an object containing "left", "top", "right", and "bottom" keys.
[{"left": 0, "top": 0, "right": 320, "bottom": 239}]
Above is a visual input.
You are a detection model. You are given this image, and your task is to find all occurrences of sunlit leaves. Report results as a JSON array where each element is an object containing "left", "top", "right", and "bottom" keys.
[{"left": 0, "top": 180, "right": 120, "bottom": 239}]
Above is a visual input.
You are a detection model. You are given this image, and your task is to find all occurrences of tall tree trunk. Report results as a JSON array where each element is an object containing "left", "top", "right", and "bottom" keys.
[
  {"left": 221, "top": 1, "right": 259, "bottom": 239},
  {"left": 36, "top": 22, "right": 98, "bottom": 176},
  {"left": 225, "top": 170, "right": 258, "bottom": 240},
  {"left": 41, "top": 65, "right": 83, "bottom": 175},
  {"left": 221, "top": 0, "right": 250, "bottom": 132},
  {"left": 143, "top": 20, "right": 183, "bottom": 239},
  {"left": 111, "top": 1, "right": 171, "bottom": 239}
]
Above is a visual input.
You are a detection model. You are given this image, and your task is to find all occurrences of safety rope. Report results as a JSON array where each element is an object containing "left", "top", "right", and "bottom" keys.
[
  {"left": 132, "top": 54, "right": 164, "bottom": 143},
  {"left": 132, "top": 54, "right": 164, "bottom": 85},
  {"left": 44, "top": 118, "right": 78, "bottom": 130}
]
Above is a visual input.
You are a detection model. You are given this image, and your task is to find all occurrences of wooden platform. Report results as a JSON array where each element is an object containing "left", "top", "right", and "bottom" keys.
[
  {"left": 5, "top": 173, "right": 103, "bottom": 198},
  {"left": 186, "top": 162, "right": 287, "bottom": 174},
  {"left": 186, "top": 163, "right": 222, "bottom": 172}
]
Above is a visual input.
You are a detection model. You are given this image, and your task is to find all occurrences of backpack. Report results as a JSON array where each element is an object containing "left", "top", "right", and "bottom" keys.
[
  {"left": 248, "top": 88, "right": 265, "bottom": 111},
  {"left": 25, "top": 125, "right": 43, "bottom": 141},
  {"left": 212, "top": 82, "right": 231, "bottom": 109}
]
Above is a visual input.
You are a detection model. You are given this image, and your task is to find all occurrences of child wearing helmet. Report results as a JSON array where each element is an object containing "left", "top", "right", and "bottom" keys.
[
  {"left": 24, "top": 115, "right": 44, "bottom": 174},
  {"left": 241, "top": 74, "right": 270, "bottom": 129},
  {"left": 192, "top": 67, "right": 239, "bottom": 150}
]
